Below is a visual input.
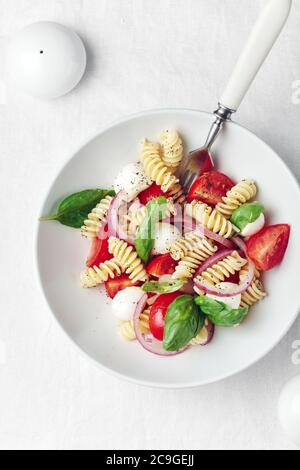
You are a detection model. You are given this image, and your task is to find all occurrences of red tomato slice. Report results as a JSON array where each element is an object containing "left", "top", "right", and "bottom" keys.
[
  {"left": 104, "top": 274, "right": 139, "bottom": 299},
  {"left": 187, "top": 171, "right": 235, "bottom": 206},
  {"left": 86, "top": 233, "right": 111, "bottom": 268},
  {"left": 138, "top": 183, "right": 165, "bottom": 205},
  {"left": 246, "top": 224, "right": 290, "bottom": 271},
  {"left": 146, "top": 254, "right": 177, "bottom": 277},
  {"left": 149, "top": 292, "right": 182, "bottom": 340}
]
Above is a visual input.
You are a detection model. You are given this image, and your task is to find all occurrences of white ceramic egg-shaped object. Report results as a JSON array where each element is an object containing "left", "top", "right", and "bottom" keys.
[{"left": 6, "top": 21, "right": 87, "bottom": 99}]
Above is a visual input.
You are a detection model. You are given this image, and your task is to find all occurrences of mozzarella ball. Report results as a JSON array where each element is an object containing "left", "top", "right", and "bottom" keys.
[
  {"left": 152, "top": 223, "right": 181, "bottom": 255},
  {"left": 241, "top": 213, "right": 265, "bottom": 238},
  {"left": 207, "top": 282, "right": 241, "bottom": 309},
  {"left": 112, "top": 286, "right": 145, "bottom": 321},
  {"left": 114, "top": 162, "right": 152, "bottom": 202}
]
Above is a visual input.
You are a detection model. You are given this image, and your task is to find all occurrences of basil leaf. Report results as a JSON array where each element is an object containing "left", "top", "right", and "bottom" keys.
[
  {"left": 163, "top": 295, "right": 205, "bottom": 351},
  {"left": 195, "top": 296, "right": 249, "bottom": 327},
  {"left": 134, "top": 196, "right": 168, "bottom": 264},
  {"left": 142, "top": 280, "right": 185, "bottom": 294},
  {"left": 40, "top": 189, "right": 115, "bottom": 228},
  {"left": 231, "top": 202, "right": 264, "bottom": 232}
]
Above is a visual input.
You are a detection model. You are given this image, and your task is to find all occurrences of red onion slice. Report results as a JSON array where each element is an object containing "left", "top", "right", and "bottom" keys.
[
  {"left": 195, "top": 249, "right": 236, "bottom": 277},
  {"left": 194, "top": 248, "right": 255, "bottom": 298},
  {"left": 173, "top": 214, "right": 234, "bottom": 249},
  {"left": 232, "top": 236, "right": 247, "bottom": 252},
  {"left": 107, "top": 190, "right": 131, "bottom": 242},
  {"left": 133, "top": 294, "right": 188, "bottom": 356}
]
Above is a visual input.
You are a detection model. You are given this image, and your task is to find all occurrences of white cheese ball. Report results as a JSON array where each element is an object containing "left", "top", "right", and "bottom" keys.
[
  {"left": 152, "top": 223, "right": 181, "bottom": 255},
  {"left": 114, "top": 162, "right": 152, "bottom": 202},
  {"left": 241, "top": 213, "right": 265, "bottom": 238},
  {"left": 207, "top": 282, "right": 241, "bottom": 309},
  {"left": 112, "top": 286, "right": 145, "bottom": 321}
]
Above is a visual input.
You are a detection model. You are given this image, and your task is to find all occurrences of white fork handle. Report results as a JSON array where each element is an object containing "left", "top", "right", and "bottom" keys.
[{"left": 220, "top": 0, "right": 292, "bottom": 111}]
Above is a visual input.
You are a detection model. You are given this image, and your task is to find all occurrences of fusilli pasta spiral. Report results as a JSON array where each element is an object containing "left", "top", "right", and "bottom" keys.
[
  {"left": 216, "top": 179, "right": 257, "bottom": 218},
  {"left": 240, "top": 280, "right": 267, "bottom": 308},
  {"left": 81, "top": 195, "right": 113, "bottom": 238},
  {"left": 195, "top": 251, "right": 247, "bottom": 286},
  {"left": 118, "top": 309, "right": 150, "bottom": 341},
  {"left": 170, "top": 232, "right": 217, "bottom": 261},
  {"left": 126, "top": 199, "right": 177, "bottom": 238},
  {"left": 186, "top": 201, "right": 236, "bottom": 238},
  {"left": 80, "top": 259, "right": 124, "bottom": 288},
  {"left": 172, "top": 237, "right": 218, "bottom": 281},
  {"left": 160, "top": 129, "right": 183, "bottom": 169},
  {"left": 141, "top": 139, "right": 179, "bottom": 193},
  {"left": 108, "top": 237, "right": 148, "bottom": 283},
  {"left": 167, "top": 183, "right": 187, "bottom": 204}
]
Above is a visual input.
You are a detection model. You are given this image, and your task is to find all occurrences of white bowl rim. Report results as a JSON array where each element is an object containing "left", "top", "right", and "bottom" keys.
[{"left": 35, "top": 107, "right": 300, "bottom": 389}]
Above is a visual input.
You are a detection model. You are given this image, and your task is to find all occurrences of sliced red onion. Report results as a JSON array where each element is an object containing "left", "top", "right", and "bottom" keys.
[
  {"left": 195, "top": 249, "right": 235, "bottom": 277},
  {"left": 194, "top": 248, "right": 255, "bottom": 298},
  {"left": 193, "top": 224, "right": 234, "bottom": 249},
  {"left": 232, "top": 236, "right": 247, "bottom": 252},
  {"left": 173, "top": 214, "right": 234, "bottom": 249},
  {"left": 107, "top": 190, "right": 131, "bottom": 242},
  {"left": 133, "top": 294, "right": 188, "bottom": 356}
]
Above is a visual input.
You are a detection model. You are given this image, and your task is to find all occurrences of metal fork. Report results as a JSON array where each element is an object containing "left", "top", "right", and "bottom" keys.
[{"left": 179, "top": 0, "right": 292, "bottom": 193}]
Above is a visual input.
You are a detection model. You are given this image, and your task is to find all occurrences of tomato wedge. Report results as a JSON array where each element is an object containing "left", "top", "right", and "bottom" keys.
[
  {"left": 246, "top": 224, "right": 290, "bottom": 271},
  {"left": 149, "top": 292, "right": 182, "bottom": 340},
  {"left": 146, "top": 254, "right": 177, "bottom": 277},
  {"left": 187, "top": 171, "right": 235, "bottom": 206},
  {"left": 138, "top": 183, "right": 165, "bottom": 205},
  {"left": 104, "top": 274, "right": 138, "bottom": 299},
  {"left": 86, "top": 226, "right": 111, "bottom": 268}
]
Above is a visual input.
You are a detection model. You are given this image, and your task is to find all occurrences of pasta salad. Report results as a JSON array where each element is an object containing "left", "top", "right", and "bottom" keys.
[{"left": 40, "top": 130, "right": 291, "bottom": 356}]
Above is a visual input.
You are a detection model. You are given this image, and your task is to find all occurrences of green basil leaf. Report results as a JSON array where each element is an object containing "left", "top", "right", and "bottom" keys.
[
  {"left": 142, "top": 280, "right": 185, "bottom": 294},
  {"left": 195, "top": 296, "right": 249, "bottom": 327},
  {"left": 134, "top": 196, "right": 168, "bottom": 264},
  {"left": 230, "top": 202, "right": 264, "bottom": 232},
  {"left": 163, "top": 295, "right": 205, "bottom": 351},
  {"left": 39, "top": 189, "right": 115, "bottom": 228}
]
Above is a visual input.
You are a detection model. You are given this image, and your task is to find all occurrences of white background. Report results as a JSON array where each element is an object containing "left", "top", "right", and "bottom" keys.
[{"left": 0, "top": 0, "right": 299, "bottom": 451}]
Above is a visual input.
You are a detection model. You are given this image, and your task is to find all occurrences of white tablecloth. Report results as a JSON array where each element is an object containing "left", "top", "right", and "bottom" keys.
[{"left": 0, "top": 0, "right": 299, "bottom": 450}]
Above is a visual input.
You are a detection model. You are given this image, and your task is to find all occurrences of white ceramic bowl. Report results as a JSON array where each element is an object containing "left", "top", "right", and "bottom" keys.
[{"left": 36, "top": 109, "right": 300, "bottom": 388}]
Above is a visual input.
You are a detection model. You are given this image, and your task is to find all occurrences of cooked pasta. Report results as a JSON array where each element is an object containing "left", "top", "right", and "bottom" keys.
[
  {"left": 160, "top": 129, "right": 183, "bottom": 169},
  {"left": 170, "top": 232, "right": 217, "bottom": 261},
  {"left": 126, "top": 199, "right": 177, "bottom": 237},
  {"left": 80, "top": 259, "right": 124, "bottom": 288},
  {"left": 240, "top": 280, "right": 267, "bottom": 308},
  {"left": 81, "top": 195, "right": 113, "bottom": 238},
  {"left": 167, "top": 182, "right": 187, "bottom": 204},
  {"left": 186, "top": 201, "right": 236, "bottom": 238},
  {"left": 190, "top": 318, "right": 210, "bottom": 346},
  {"left": 141, "top": 139, "right": 179, "bottom": 193},
  {"left": 118, "top": 309, "right": 150, "bottom": 341},
  {"left": 108, "top": 237, "right": 148, "bottom": 283},
  {"left": 172, "top": 237, "right": 218, "bottom": 281},
  {"left": 216, "top": 179, "right": 257, "bottom": 218},
  {"left": 196, "top": 251, "right": 247, "bottom": 286}
]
